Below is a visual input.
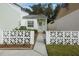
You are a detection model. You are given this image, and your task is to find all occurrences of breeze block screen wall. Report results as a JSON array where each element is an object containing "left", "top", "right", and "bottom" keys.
[
  {"left": 46, "top": 31, "right": 79, "bottom": 45},
  {"left": 0, "top": 30, "right": 34, "bottom": 49}
]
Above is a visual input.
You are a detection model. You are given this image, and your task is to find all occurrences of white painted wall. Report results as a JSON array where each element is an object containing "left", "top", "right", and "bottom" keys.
[
  {"left": 46, "top": 31, "right": 79, "bottom": 45},
  {"left": 0, "top": 29, "right": 3, "bottom": 44},
  {"left": 30, "top": 31, "right": 34, "bottom": 44},
  {"left": 8, "top": 4, "right": 29, "bottom": 18},
  {"left": 21, "top": 19, "right": 38, "bottom": 30},
  {"left": 0, "top": 3, "right": 28, "bottom": 30},
  {"left": 52, "top": 9, "right": 79, "bottom": 31},
  {"left": 0, "top": 4, "right": 20, "bottom": 30},
  {"left": 0, "top": 30, "right": 34, "bottom": 44},
  {"left": 46, "top": 31, "right": 50, "bottom": 44}
]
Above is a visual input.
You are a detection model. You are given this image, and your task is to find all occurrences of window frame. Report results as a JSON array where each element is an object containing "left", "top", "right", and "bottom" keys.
[{"left": 27, "top": 21, "right": 34, "bottom": 27}]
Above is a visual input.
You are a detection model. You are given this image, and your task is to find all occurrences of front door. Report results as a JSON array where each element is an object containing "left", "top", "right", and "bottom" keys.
[
  {"left": 38, "top": 19, "right": 44, "bottom": 32},
  {"left": 38, "top": 23, "right": 43, "bottom": 32}
]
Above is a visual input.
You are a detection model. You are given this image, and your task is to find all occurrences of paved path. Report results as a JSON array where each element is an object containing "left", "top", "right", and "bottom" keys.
[
  {"left": 0, "top": 33, "right": 48, "bottom": 56},
  {"left": 0, "top": 50, "right": 41, "bottom": 56},
  {"left": 34, "top": 33, "right": 48, "bottom": 56}
]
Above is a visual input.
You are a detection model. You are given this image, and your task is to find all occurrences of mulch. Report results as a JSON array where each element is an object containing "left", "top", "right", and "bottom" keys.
[{"left": 0, "top": 44, "right": 33, "bottom": 49}]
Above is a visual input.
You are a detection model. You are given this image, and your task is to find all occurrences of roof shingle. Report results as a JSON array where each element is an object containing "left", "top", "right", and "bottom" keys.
[{"left": 23, "top": 15, "right": 47, "bottom": 19}]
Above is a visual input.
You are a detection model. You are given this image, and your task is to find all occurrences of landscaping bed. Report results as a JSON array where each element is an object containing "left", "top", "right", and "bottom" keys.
[
  {"left": 0, "top": 44, "right": 33, "bottom": 49},
  {"left": 46, "top": 44, "right": 79, "bottom": 56}
]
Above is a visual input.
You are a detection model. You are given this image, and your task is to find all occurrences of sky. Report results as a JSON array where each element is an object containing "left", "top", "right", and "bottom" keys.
[
  {"left": 19, "top": 3, "right": 37, "bottom": 11},
  {"left": 19, "top": 3, "right": 57, "bottom": 10}
]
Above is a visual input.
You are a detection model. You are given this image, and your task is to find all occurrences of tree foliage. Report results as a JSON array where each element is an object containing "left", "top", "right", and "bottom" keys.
[{"left": 24, "top": 3, "right": 61, "bottom": 24}]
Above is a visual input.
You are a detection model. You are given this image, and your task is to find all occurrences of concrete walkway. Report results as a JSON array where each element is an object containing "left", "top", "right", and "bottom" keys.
[
  {"left": 0, "top": 33, "right": 48, "bottom": 56},
  {"left": 33, "top": 33, "right": 48, "bottom": 56},
  {"left": 0, "top": 50, "right": 41, "bottom": 56}
]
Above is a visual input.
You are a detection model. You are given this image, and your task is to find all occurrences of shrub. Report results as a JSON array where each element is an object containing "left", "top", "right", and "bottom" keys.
[{"left": 19, "top": 26, "right": 27, "bottom": 30}]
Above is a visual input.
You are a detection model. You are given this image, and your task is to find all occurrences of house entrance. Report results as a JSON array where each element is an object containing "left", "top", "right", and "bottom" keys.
[{"left": 38, "top": 19, "right": 45, "bottom": 32}]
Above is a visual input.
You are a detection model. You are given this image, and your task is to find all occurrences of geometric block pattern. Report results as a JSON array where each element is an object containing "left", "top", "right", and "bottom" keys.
[
  {"left": 48, "top": 31, "right": 79, "bottom": 45},
  {"left": 2, "top": 30, "right": 32, "bottom": 45}
]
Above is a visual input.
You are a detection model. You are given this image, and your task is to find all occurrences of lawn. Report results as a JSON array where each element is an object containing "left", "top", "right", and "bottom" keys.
[{"left": 46, "top": 44, "right": 79, "bottom": 56}]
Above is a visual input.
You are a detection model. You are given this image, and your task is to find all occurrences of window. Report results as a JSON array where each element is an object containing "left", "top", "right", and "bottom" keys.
[{"left": 28, "top": 21, "right": 34, "bottom": 27}]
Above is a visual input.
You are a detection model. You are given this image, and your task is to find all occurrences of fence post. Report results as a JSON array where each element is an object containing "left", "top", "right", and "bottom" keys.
[
  {"left": 46, "top": 31, "right": 50, "bottom": 44},
  {"left": 30, "top": 31, "right": 34, "bottom": 44},
  {"left": 0, "top": 29, "right": 3, "bottom": 44},
  {"left": 78, "top": 32, "right": 79, "bottom": 45}
]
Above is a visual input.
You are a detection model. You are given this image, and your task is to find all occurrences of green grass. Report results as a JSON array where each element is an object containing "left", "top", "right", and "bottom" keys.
[{"left": 46, "top": 44, "right": 79, "bottom": 56}]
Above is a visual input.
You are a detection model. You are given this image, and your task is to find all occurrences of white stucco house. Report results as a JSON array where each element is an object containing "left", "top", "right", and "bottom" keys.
[
  {"left": 0, "top": 3, "right": 47, "bottom": 32},
  {"left": 20, "top": 15, "right": 47, "bottom": 32}
]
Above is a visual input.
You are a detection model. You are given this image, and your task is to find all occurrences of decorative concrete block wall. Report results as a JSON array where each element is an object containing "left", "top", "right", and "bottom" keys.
[
  {"left": 0, "top": 30, "right": 34, "bottom": 45},
  {"left": 46, "top": 31, "right": 79, "bottom": 45}
]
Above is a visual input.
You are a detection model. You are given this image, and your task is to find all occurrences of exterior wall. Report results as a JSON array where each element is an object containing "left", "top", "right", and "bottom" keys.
[
  {"left": 9, "top": 4, "right": 29, "bottom": 17},
  {"left": 0, "top": 29, "right": 3, "bottom": 44},
  {"left": 21, "top": 19, "right": 38, "bottom": 30},
  {"left": 52, "top": 9, "right": 79, "bottom": 31},
  {"left": 0, "top": 30, "right": 34, "bottom": 44},
  {"left": 56, "top": 3, "right": 79, "bottom": 19},
  {"left": 44, "top": 19, "right": 47, "bottom": 31},
  {"left": 0, "top": 3, "right": 21, "bottom": 30},
  {"left": 46, "top": 31, "right": 79, "bottom": 45},
  {"left": 46, "top": 31, "right": 50, "bottom": 44},
  {"left": 21, "top": 18, "right": 47, "bottom": 31},
  {"left": 0, "top": 3, "right": 28, "bottom": 30},
  {"left": 38, "top": 19, "right": 47, "bottom": 32},
  {"left": 21, "top": 11, "right": 29, "bottom": 18}
]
